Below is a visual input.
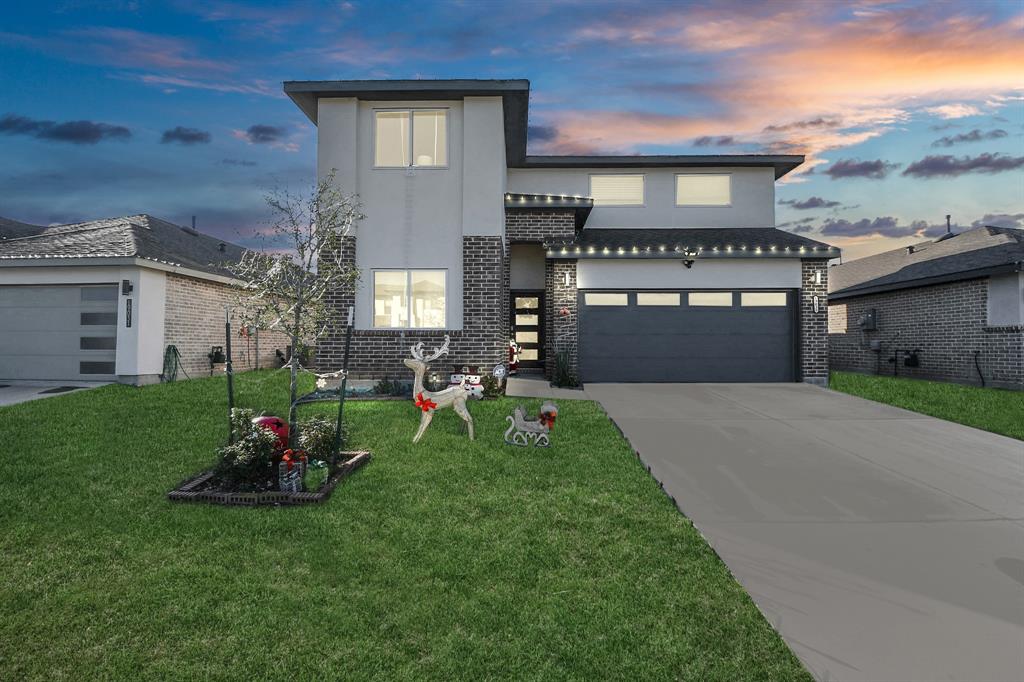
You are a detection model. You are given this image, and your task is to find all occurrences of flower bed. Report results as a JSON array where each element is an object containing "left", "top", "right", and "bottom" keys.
[{"left": 167, "top": 450, "right": 370, "bottom": 506}]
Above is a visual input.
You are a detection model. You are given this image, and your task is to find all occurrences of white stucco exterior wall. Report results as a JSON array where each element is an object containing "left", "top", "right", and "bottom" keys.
[
  {"left": 0, "top": 264, "right": 167, "bottom": 380},
  {"left": 461, "top": 96, "right": 506, "bottom": 237},
  {"left": 316, "top": 97, "right": 510, "bottom": 331},
  {"left": 507, "top": 167, "right": 776, "bottom": 228},
  {"left": 576, "top": 259, "right": 803, "bottom": 289}
]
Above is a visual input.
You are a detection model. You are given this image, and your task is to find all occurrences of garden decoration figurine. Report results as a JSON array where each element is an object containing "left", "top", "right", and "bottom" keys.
[
  {"left": 278, "top": 449, "right": 308, "bottom": 493},
  {"left": 504, "top": 401, "right": 558, "bottom": 447},
  {"left": 404, "top": 334, "right": 475, "bottom": 443},
  {"left": 449, "top": 365, "right": 484, "bottom": 400},
  {"left": 252, "top": 415, "right": 289, "bottom": 449}
]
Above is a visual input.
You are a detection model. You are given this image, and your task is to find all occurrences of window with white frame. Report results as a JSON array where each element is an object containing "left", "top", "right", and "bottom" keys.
[
  {"left": 374, "top": 110, "right": 447, "bottom": 168},
  {"left": 373, "top": 270, "right": 446, "bottom": 328},
  {"left": 676, "top": 174, "right": 731, "bottom": 206},
  {"left": 590, "top": 174, "right": 644, "bottom": 206}
]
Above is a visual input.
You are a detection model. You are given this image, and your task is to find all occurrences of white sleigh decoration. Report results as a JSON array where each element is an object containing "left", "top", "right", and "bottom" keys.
[{"left": 504, "top": 401, "right": 558, "bottom": 447}]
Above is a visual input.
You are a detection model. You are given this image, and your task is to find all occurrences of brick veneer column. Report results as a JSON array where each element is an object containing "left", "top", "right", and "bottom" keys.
[
  {"left": 315, "top": 234, "right": 357, "bottom": 372},
  {"left": 545, "top": 259, "right": 578, "bottom": 382},
  {"left": 461, "top": 235, "right": 507, "bottom": 370},
  {"left": 800, "top": 258, "right": 829, "bottom": 385}
]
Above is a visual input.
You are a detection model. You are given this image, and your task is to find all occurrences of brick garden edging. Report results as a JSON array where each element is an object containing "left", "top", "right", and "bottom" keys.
[{"left": 167, "top": 451, "right": 371, "bottom": 506}]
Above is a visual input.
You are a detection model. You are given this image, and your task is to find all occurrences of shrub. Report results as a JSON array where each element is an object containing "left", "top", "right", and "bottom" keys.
[
  {"left": 480, "top": 374, "right": 504, "bottom": 398},
  {"left": 552, "top": 350, "right": 578, "bottom": 388},
  {"left": 211, "top": 409, "right": 280, "bottom": 491},
  {"left": 297, "top": 414, "right": 344, "bottom": 461}
]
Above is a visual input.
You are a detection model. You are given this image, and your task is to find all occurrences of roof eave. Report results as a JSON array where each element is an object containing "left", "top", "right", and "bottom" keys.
[
  {"left": 516, "top": 155, "right": 805, "bottom": 179},
  {"left": 830, "top": 262, "right": 1023, "bottom": 299}
]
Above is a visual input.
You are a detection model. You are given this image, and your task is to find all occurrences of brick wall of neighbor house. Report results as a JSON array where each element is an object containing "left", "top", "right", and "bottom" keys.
[
  {"left": 164, "top": 273, "right": 291, "bottom": 378},
  {"left": 505, "top": 208, "right": 577, "bottom": 380},
  {"left": 315, "top": 235, "right": 506, "bottom": 379},
  {"left": 546, "top": 259, "right": 579, "bottom": 381},
  {"left": 828, "top": 277, "right": 1023, "bottom": 389},
  {"left": 800, "top": 258, "right": 830, "bottom": 385}
]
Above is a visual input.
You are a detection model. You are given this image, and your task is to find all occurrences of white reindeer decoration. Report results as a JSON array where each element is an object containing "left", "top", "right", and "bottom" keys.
[{"left": 404, "top": 335, "right": 475, "bottom": 443}]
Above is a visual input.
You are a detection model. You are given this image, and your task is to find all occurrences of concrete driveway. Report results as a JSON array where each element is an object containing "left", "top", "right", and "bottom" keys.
[
  {"left": 587, "top": 382, "right": 1024, "bottom": 682},
  {"left": 0, "top": 382, "right": 107, "bottom": 406}
]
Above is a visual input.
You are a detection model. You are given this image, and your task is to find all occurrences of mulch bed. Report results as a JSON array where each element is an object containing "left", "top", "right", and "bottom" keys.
[{"left": 167, "top": 451, "right": 371, "bottom": 507}]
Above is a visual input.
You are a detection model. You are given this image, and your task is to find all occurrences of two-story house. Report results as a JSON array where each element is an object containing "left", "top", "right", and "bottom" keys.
[{"left": 285, "top": 79, "right": 839, "bottom": 384}]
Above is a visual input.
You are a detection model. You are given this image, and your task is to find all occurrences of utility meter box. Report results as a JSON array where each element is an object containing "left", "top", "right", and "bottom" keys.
[{"left": 859, "top": 308, "right": 878, "bottom": 331}]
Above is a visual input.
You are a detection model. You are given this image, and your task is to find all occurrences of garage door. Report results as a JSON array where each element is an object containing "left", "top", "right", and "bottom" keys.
[
  {"left": 578, "top": 289, "right": 796, "bottom": 383},
  {"left": 0, "top": 284, "right": 119, "bottom": 381}
]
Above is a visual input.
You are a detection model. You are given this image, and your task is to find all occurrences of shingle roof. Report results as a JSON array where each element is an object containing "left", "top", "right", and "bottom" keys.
[
  {"left": 0, "top": 214, "right": 246, "bottom": 278},
  {"left": 545, "top": 227, "right": 839, "bottom": 259},
  {"left": 829, "top": 226, "right": 1024, "bottom": 298},
  {"left": 0, "top": 216, "right": 47, "bottom": 240}
]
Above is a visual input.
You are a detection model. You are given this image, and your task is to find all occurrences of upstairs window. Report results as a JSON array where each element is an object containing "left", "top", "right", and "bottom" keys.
[
  {"left": 676, "top": 174, "right": 731, "bottom": 206},
  {"left": 374, "top": 110, "right": 447, "bottom": 168},
  {"left": 590, "top": 174, "right": 645, "bottom": 206}
]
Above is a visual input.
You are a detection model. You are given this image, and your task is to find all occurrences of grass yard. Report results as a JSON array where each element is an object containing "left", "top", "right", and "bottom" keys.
[
  {"left": 0, "top": 371, "right": 809, "bottom": 681},
  {"left": 831, "top": 371, "right": 1024, "bottom": 441}
]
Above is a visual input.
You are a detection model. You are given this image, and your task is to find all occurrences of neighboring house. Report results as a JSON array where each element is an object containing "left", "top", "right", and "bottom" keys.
[
  {"left": 285, "top": 78, "right": 839, "bottom": 384},
  {"left": 829, "top": 226, "right": 1024, "bottom": 390},
  {"left": 0, "top": 214, "right": 288, "bottom": 383}
]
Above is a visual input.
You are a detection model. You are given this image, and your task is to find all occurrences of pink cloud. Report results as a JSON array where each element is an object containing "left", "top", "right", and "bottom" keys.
[{"left": 537, "top": 4, "right": 1024, "bottom": 179}]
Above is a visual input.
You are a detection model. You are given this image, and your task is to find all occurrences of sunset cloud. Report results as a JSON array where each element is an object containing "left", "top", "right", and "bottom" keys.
[
  {"left": 931, "top": 128, "right": 1008, "bottom": 147},
  {"left": 779, "top": 197, "right": 842, "bottom": 210},
  {"left": 536, "top": 3, "right": 1024, "bottom": 174},
  {"left": 0, "top": 114, "right": 130, "bottom": 144},
  {"left": 902, "top": 153, "right": 1024, "bottom": 178},
  {"left": 824, "top": 159, "right": 901, "bottom": 180}
]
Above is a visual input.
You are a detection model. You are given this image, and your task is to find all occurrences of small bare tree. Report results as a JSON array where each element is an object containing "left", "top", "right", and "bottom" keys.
[{"left": 227, "top": 169, "right": 361, "bottom": 444}]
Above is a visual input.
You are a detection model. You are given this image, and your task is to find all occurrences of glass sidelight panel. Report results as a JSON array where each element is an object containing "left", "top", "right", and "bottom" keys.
[
  {"left": 518, "top": 349, "right": 539, "bottom": 360},
  {"left": 515, "top": 297, "right": 539, "bottom": 309},
  {"left": 515, "top": 314, "right": 539, "bottom": 326},
  {"left": 515, "top": 331, "right": 538, "bottom": 343}
]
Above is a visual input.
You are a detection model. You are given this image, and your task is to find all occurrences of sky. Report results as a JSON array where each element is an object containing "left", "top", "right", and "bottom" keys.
[{"left": 0, "top": 0, "right": 1021, "bottom": 260}]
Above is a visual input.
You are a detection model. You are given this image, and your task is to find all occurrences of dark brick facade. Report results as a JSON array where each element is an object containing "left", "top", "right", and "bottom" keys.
[
  {"left": 800, "top": 259, "right": 830, "bottom": 384},
  {"left": 315, "top": 234, "right": 506, "bottom": 380},
  {"left": 506, "top": 208, "right": 578, "bottom": 380},
  {"left": 829, "top": 277, "right": 1023, "bottom": 389},
  {"left": 546, "top": 259, "right": 579, "bottom": 380}
]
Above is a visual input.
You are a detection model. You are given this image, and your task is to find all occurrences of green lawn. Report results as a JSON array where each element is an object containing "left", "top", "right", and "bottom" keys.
[
  {"left": 830, "top": 371, "right": 1024, "bottom": 441},
  {"left": 0, "top": 371, "right": 809, "bottom": 681}
]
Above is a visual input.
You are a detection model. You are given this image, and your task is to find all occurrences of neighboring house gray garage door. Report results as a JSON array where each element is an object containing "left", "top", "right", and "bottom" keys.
[
  {"left": 578, "top": 289, "right": 796, "bottom": 383},
  {"left": 0, "top": 284, "right": 119, "bottom": 381}
]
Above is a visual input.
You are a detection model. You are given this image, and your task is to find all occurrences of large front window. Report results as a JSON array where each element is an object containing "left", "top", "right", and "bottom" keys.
[
  {"left": 374, "top": 110, "right": 448, "bottom": 168},
  {"left": 373, "top": 269, "right": 446, "bottom": 328}
]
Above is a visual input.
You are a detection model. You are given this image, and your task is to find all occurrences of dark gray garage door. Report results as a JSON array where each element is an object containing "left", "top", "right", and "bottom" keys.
[{"left": 578, "top": 290, "right": 796, "bottom": 383}]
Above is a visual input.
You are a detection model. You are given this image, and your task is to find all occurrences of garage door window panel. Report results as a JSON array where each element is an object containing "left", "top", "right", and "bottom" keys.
[
  {"left": 741, "top": 292, "right": 788, "bottom": 307},
  {"left": 637, "top": 292, "right": 680, "bottom": 306},
  {"left": 688, "top": 292, "right": 734, "bottom": 307},
  {"left": 80, "top": 312, "right": 117, "bottom": 325},
  {"left": 584, "top": 292, "right": 628, "bottom": 306}
]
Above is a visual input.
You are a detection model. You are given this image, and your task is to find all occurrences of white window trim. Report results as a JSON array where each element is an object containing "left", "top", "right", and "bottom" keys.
[
  {"left": 588, "top": 173, "right": 646, "bottom": 207},
  {"left": 371, "top": 268, "right": 448, "bottom": 330},
  {"left": 372, "top": 108, "right": 450, "bottom": 170},
  {"left": 675, "top": 173, "right": 732, "bottom": 207}
]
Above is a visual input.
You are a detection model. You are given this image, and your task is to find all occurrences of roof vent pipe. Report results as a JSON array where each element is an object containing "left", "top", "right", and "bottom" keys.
[
  {"left": 906, "top": 245, "right": 915, "bottom": 255},
  {"left": 192, "top": 216, "right": 196, "bottom": 231},
  {"left": 218, "top": 243, "right": 226, "bottom": 252},
  {"left": 946, "top": 214, "right": 951, "bottom": 234}
]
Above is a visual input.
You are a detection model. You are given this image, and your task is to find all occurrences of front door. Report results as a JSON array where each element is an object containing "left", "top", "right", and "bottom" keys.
[{"left": 511, "top": 290, "right": 544, "bottom": 370}]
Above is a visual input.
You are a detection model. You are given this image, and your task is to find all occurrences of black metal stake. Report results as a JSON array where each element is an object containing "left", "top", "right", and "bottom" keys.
[
  {"left": 225, "top": 307, "right": 235, "bottom": 444},
  {"left": 331, "top": 306, "right": 354, "bottom": 469}
]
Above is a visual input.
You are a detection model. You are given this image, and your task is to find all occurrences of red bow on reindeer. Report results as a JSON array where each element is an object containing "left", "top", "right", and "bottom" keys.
[
  {"left": 415, "top": 392, "right": 437, "bottom": 412},
  {"left": 539, "top": 412, "right": 556, "bottom": 429}
]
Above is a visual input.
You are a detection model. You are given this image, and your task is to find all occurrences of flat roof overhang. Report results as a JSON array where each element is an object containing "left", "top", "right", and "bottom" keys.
[
  {"left": 284, "top": 79, "right": 531, "bottom": 165},
  {"left": 518, "top": 155, "right": 805, "bottom": 179}
]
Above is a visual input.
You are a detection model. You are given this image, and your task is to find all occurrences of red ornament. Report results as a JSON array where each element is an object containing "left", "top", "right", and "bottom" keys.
[
  {"left": 559, "top": 307, "right": 570, "bottom": 317},
  {"left": 539, "top": 413, "right": 556, "bottom": 429},
  {"left": 252, "top": 415, "right": 289, "bottom": 449},
  {"left": 415, "top": 392, "right": 437, "bottom": 412}
]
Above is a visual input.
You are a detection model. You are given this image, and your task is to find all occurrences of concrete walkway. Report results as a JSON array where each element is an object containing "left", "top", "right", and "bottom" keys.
[{"left": 586, "top": 382, "right": 1024, "bottom": 682}]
